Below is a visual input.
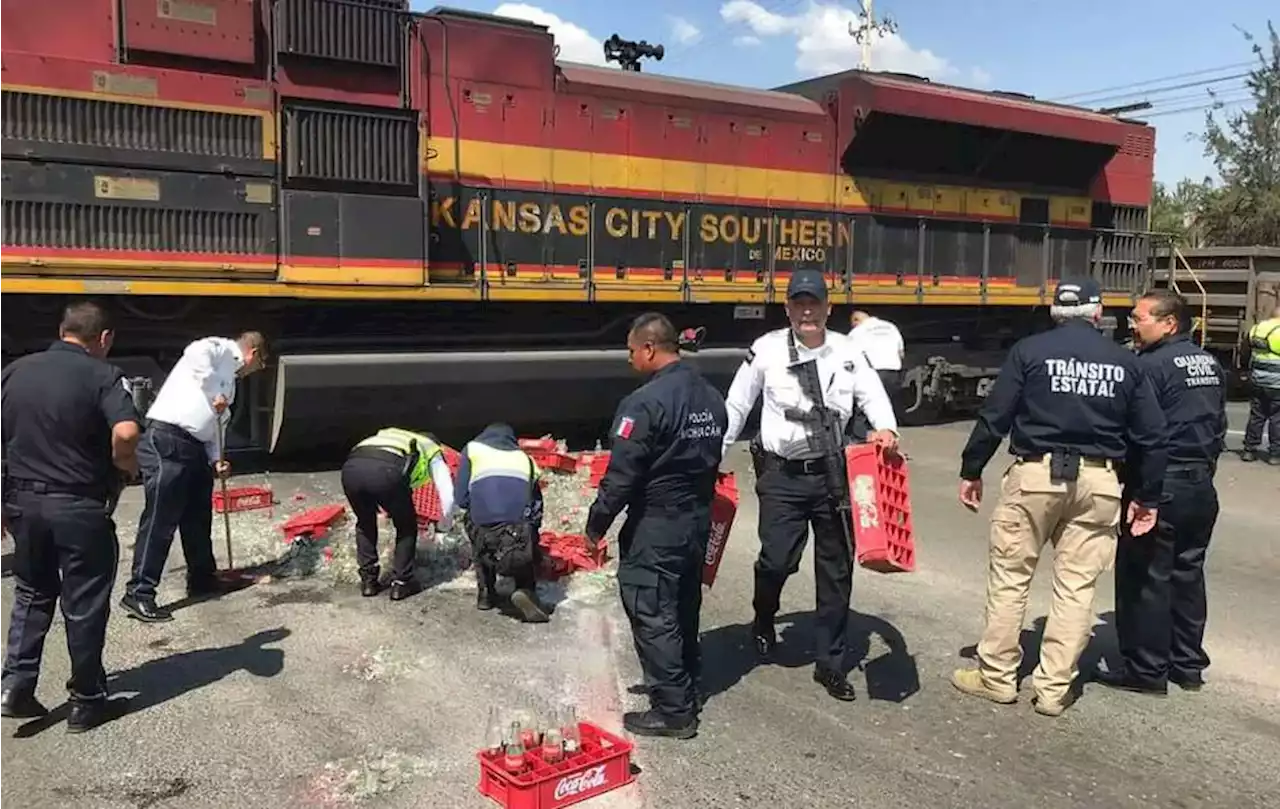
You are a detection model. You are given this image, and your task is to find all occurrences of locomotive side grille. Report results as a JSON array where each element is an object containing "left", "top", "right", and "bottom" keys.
[{"left": 3, "top": 200, "right": 269, "bottom": 256}]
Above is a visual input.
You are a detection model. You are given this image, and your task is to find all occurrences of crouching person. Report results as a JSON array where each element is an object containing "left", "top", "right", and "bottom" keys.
[
  {"left": 457, "top": 424, "right": 549, "bottom": 623},
  {"left": 341, "top": 427, "right": 454, "bottom": 601}
]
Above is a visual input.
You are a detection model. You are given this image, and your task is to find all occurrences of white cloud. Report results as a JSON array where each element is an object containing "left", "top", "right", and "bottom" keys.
[
  {"left": 668, "top": 15, "right": 702, "bottom": 46},
  {"left": 720, "top": 0, "right": 984, "bottom": 83},
  {"left": 734, "top": 35, "right": 762, "bottom": 47},
  {"left": 492, "top": 3, "right": 607, "bottom": 65}
]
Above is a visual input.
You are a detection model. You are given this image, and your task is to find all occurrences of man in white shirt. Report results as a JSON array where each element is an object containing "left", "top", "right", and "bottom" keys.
[
  {"left": 120, "top": 332, "right": 267, "bottom": 622},
  {"left": 721, "top": 270, "right": 899, "bottom": 702},
  {"left": 847, "top": 310, "right": 906, "bottom": 441}
]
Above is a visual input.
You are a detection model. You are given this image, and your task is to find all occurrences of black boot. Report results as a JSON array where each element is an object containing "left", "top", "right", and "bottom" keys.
[
  {"left": 389, "top": 578, "right": 422, "bottom": 601},
  {"left": 510, "top": 588, "right": 549, "bottom": 623},
  {"left": 1094, "top": 667, "right": 1168, "bottom": 696},
  {"left": 476, "top": 566, "right": 497, "bottom": 610},
  {"left": 66, "top": 697, "right": 131, "bottom": 734},
  {"left": 186, "top": 572, "right": 230, "bottom": 599},
  {"left": 753, "top": 616, "right": 776, "bottom": 660},
  {"left": 359, "top": 568, "right": 381, "bottom": 597},
  {"left": 814, "top": 667, "right": 858, "bottom": 702},
  {"left": 0, "top": 687, "right": 48, "bottom": 719},
  {"left": 119, "top": 594, "right": 174, "bottom": 623},
  {"left": 623, "top": 710, "right": 698, "bottom": 739}
]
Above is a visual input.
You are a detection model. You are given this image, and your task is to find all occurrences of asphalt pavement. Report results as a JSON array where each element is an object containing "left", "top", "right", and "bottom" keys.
[{"left": 2, "top": 419, "right": 1278, "bottom": 809}]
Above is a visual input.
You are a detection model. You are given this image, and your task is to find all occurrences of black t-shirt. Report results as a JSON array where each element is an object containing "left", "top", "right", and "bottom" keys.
[{"left": 2, "top": 340, "right": 141, "bottom": 490}]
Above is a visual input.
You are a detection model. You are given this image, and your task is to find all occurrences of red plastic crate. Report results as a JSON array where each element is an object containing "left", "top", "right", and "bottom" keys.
[
  {"left": 518, "top": 437, "right": 559, "bottom": 452},
  {"left": 702, "top": 473, "right": 740, "bottom": 587},
  {"left": 477, "top": 721, "right": 634, "bottom": 809},
  {"left": 407, "top": 445, "right": 462, "bottom": 526},
  {"left": 844, "top": 444, "right": 916, "bottom": 573},
  {"left": 528, "top": 449, "right": 578, "bottom": 473},
  {"left": 280, "top": 504, "right": 347, "bottom": 542},
  {"left": 213, "top": 485, "right": 273, "bottom": 514},
  {"left": 577, "top": 452, "right": 611, "bottom": 487},
  {"left": 539, "top": 531, "right": 608, "bottom": 579}
]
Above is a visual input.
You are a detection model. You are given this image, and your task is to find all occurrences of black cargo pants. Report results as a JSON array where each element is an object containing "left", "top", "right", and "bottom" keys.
[
  {"left": 126, "top": 421, "right": 217, "bottom": 602},
  {"left": 1243, "top": 385, "right": 1279, "bottom": 456},
  {"left": 2, "top": 487, "right": 119, "bottom": 703},
  {"left": 340, "top": 449, "right": 419, "bottom": 583},
  {"left": 754, "top": 454, "right": 853, "bottom": 674},
  {"left": 1115, "top": 463, "right": 1219, "bottom": 686},
  {"left": 467, "top": 515, "right": 542, "bottom": 593},
  {"left": 617, "top": 508, "right": 708, "bottom": 723}
]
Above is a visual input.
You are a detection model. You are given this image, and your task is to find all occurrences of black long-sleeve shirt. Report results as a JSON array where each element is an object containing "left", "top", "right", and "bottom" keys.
[{"left": 960, "top": 320, "right": 1168, "bottom": 507}]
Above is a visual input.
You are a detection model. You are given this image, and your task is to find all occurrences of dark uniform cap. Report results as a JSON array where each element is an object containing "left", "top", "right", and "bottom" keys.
[
  {"left": 1053, "top": 278, "right": 1102, "bottom": 306},
  {"left": 786, "top": 269, "right": 828, "bottom": 302}
]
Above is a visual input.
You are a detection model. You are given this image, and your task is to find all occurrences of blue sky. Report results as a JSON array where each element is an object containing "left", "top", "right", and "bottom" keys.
[{"left": 413, "top": 1, "right": 1272, "bottom": 186}]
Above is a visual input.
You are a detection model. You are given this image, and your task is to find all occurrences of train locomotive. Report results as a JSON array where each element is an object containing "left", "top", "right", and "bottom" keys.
[{"left": 0, "top": 2, "right": 1156, "bottom": 458}]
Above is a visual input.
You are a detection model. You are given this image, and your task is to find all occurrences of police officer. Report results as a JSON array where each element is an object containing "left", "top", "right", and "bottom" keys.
[
  {"left": 585, "top": 313, "right": 727, "bottom": 739},
  {"left": 1098, "top": 290, "right": 1227, "bottom": 695},
  {"left": 847, "top": 309, "right": 906, "bottom": 441},
  {"left": 1, "top": 301, "right": 142, "bottom": 732},
  {"left": 121, "top": 331, "right": 268, "bottom": 623},
  {"left": 455, "top": 423, "right": 549, "bottom": 623},
  {"left": 341, "top": 427, "right": 455, "bottom": 601},
  {"left": 1241, "top": 304, "right": 1280, "bottom": 463},
  {"left": 721, "top": 269, "right": 900, "bottom": 702},
  {"left": 951, "top": 278, "right": 1168, "bottom": 717}
]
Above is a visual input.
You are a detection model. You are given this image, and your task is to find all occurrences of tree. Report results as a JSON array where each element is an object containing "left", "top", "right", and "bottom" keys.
[
  {"left": 1196, "top": 22, "right": 1280, "bottom": 246},
  {"left": 1149, "top": 178, "right": 1213, "bottom": 247}
]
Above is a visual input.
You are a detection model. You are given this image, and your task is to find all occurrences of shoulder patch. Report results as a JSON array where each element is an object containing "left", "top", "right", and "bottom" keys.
[
  {"left": 120, "top": 377, "right": 134, "bottom": 398},
  {"left": 616, "top": 416, "right": 635, "bottom": 439}
]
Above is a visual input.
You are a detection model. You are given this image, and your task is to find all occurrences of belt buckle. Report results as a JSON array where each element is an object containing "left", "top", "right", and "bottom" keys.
[{"left": 800, "top": 458, "right": 820, "bottom": 474}]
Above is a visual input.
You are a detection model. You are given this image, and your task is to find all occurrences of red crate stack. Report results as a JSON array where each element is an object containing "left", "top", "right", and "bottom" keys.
[
  {"left": 843, "top": 444, "right": 916, "bottom": 573},
  {"left": 477, "top": 721, "right": 635, "bottom": 809},
  {"left": 410, "top": 445, "right": 463, "bottom": 526},
  {"left": 213, "top": 485, "right": 274, "bottom": 514}
]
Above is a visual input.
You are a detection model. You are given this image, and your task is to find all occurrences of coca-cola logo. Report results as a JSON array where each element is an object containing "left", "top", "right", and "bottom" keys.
[
  {"left": 554, "top": 764, "right": 607, "bottom": 801},
  {"left": 704, "top": 519, "right": 729, "bottom": 565}
]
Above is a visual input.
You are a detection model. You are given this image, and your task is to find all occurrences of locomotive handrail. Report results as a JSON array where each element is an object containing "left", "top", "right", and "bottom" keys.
[{"left": 1172, "top": 247, "right": 1209, "bottom": 347}]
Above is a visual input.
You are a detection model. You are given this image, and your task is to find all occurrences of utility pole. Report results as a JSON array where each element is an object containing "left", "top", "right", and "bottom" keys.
[{"left": 847, "top": 0, "right": 898, "bottom": 71}]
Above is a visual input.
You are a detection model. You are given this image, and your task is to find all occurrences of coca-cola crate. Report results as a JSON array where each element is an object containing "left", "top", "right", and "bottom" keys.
[
  {"left": 406, "top": 445, "right": 462, "bottom": 526},
  {"left": 518, "top": 437, "right": 559, "bottom": 452},
  {"left": 213, "top": 485, "right": 273, "bottom": 514},
  {"left": 539, "top": 531, "right": 608, "bottom": 579},
  {"left": 527, "top": 449, "right": 578, "bottom": 474},
  {"left": 280, "top": 504, "right": 347, "bottom": 542},
  {"left": 702, "top": 472, "right": 740, "bottom": 587},
  {"left": 577, "top": 452, "right": 611, "bottom": 487},
  {"left": 477, "top": 721, "right": 634, "bottom": 809},
  {"left": 844, "top": 444, "right": 916, "bottom": 573}
]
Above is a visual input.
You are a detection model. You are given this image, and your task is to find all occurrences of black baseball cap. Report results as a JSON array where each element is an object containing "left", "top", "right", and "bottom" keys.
[
  {"left": 1052, "top": 278, "right": 1102, "bottom": 307},
  {"left": 786, "top": 269, "right": 828, "bottom": 302}
]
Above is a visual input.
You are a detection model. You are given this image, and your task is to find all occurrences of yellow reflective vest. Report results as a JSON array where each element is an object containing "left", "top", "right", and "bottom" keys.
[
  {"left": 464, "top": 441, "right": 541, "bottom": 485},
  {"left": 354, "top": 427, "right": 441, "bottom": 489},
  {"left": 1249, "top": 317, "right": 1280, "bottom": 389}
]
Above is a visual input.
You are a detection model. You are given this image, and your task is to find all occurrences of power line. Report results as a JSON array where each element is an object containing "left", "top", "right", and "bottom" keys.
[
  {"left": 1078, "top": 73, "right": 1251, "bottom": 108},
  {"left": 1140, "top": 98, "right": 1253, "bottom": 119},
  {"left": 1051, "top": 61, "right": 1255, "bottom": 102}
]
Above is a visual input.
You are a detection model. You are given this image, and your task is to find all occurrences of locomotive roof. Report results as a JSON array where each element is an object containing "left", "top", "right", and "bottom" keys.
[{"left": 555, "top": 62, "right": 828, "bottom": 117}]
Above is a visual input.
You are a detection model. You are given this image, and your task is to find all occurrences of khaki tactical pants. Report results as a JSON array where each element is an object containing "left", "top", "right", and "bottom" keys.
[{"left": 977, "top": 456, "right": 1122, "bottom": 705}]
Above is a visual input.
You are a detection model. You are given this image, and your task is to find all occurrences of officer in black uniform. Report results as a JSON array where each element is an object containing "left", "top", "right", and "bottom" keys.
[
  {"left": 1098, "top": 289, "right": 1227, "bottom": 695},
  {"left": 585, "top": 313, "right": 727, "bottom": 740},
  {"left": 1, "top": 301, "right": 142, "bottom": 732},
  {"left": 952, "top": 278, "right": 1169, "bottom": 717}
]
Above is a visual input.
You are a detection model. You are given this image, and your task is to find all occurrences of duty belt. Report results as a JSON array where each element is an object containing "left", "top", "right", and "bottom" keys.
[
  {"left": 762, "top": 453, "right": 829, "bottom": 475},
  {"left": 1018, "top": 454, "right": 1113, "bottom": 468},
  {"left": 8, "top": 478, "right": 110, "bottom": 501}
]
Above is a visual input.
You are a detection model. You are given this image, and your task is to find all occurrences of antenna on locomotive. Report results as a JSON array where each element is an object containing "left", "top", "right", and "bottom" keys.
[{"left": 603, "top": 34, "right": 665, "bottom": 72}]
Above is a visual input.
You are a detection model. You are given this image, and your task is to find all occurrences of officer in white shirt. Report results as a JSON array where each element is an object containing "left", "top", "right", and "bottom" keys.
[
  {"left": 721, "top": 270, "right": 899, "bottom": 702},
  {"left": 847, "top": 310, "right": 906, "bottom": 441},
  {"left": 120, "top": 332, "right": 268, "bottom": 622}
]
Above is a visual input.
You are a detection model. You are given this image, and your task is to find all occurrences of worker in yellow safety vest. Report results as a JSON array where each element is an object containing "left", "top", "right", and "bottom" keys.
[
  {"left": 455, "top": 423, "right": 549, "bottom": 623},
  {"left": 340, "top": 427, "right": 455, "bottom": 600},
  {"left": 1242, "top": 305, "right": 1280, "bottom": 463}
]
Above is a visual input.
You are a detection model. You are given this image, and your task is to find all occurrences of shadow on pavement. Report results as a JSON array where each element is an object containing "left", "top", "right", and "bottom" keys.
[
  {"left": 12, "top": 628, "right": 290, "bottom": 739},
  {"left": 700, "top": 609, "right": 920, "bottom": 704}
]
